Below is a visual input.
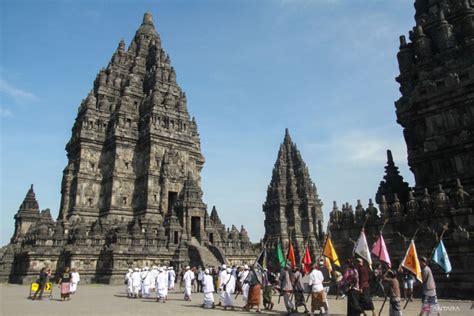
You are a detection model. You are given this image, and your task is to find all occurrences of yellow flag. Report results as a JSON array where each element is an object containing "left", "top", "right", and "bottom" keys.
[
  {"left": 401, "top": 240, "right": 422, "bottom": 282},
  {"left": 323, "top": 237, "right": 340, "bottom": 267}
]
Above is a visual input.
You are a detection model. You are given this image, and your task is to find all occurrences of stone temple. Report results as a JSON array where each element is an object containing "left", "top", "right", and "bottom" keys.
[
  {"left": 0, "top": 12, "right": 257, "bottom": 284},
  {"left": 329, "top": 0, "right": 474, "bottom": 299},
  {"left": 263, "top": 129, "right": 324, "bottom": 270}
]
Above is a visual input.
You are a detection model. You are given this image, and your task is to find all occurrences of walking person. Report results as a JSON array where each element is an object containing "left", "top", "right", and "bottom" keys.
[
  {"left": 57, "top": 267, "right": 72, "bottom": 301},
  {"left": 32, "top": 267, "right": 51, "bottom": 300},
  {"left": 243, "top": 265, "right": 262, "bottom": 313},
  {"left": 373, "top": 264, "right": 385, "bottom": 298},
  {"left": 355, "top": 258, "right": 376, "bottom": 316},
  {"left": 308, "top": 263, "right": 329, "bottom": 316},
  {"left": 197, "top": 267, "right": 204, "bottom": 293},
  {"left": 293, "top": 267, "right": 309, "bottom": 313},
  {"left": 342, "top": 259, "right": 365, "bottom": 316},
  {"left": 420, "top": 257, "right": 440, "bottom": 316},
  {"left": 183, "top": 266, "right": 195, "bottom": 301},
  {"left": 382, "top": 269, "right": 402, "bottom": 316},
  {"left": 168, "top": 267, "right": 176, "bottom": 291},
  {"left": 125, "top": 268, "right": 133, "bottom": 298},
  {"left": 262, "top": 269, "right": 275, "bottom": 311},
  {"left": 202, "top": 268, "right": 215, "bottom": 308},
  {"left": 222, "top": 267, "right": 236, "bottom": 310},
  {"left": 279, "top": 266, "right": 295, "bottom": 314},
  {"left": 69, "top": 268, "right": 81, "bottom": 295},
  {"left": 402, "top": 268, "right": 414, "bottom": 302}
]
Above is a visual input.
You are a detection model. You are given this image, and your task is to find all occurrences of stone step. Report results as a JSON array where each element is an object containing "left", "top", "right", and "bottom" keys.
[{"left": 189, "top": 237, "right": 222, "bottom": 267}]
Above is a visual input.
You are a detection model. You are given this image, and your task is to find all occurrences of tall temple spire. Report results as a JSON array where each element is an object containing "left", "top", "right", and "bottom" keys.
[
  {"left": 375, "top": 150, "right": 411, "bottom": 205},
  {"left": 263, "top": 129, "right": 323, "bottom": 269}
]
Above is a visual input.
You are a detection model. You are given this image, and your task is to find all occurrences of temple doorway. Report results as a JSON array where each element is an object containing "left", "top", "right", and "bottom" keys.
[{"left": 191, "top": 216, "right": 200, "bottom": 239}]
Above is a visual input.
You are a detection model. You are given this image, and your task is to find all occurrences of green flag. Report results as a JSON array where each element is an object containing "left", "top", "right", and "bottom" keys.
[{"left": 276, "top": 239, "right": 285, "bottom": 268}]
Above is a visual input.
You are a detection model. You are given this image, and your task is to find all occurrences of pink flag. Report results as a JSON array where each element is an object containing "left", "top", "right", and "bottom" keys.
[{"left": 371, "top": 234, "right": 391, "bottom": 267}]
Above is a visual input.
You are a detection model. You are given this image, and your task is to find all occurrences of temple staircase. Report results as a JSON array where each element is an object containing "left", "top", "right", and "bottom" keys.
[{"left": 188, "top": 237, "right": 222, "bottom": 268}]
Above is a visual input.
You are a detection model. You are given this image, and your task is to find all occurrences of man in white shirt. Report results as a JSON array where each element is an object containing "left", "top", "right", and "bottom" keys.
[
  {"left": 149, "top": 266, "right": 158, "bottom": 293},
  {"left": 239, "top": 265, "right": 250, "bottom": 306},
  {"left": 141, "top": 267, "right": 152, "bottom": 298},
  {"left": 125, "top": 268, "right": 133, "bottom": 297},
  {"left": 69, "top": 268, "right": 80, "bottom": 294},
  {"left": 183, "top": 266, "right": 195, "bottom": 301},
  {"left": 217, "top": 264, "right": 227, "bottom": 307},
  {"left": 131, "top": 268, "right": 141, "bottom": 298},
  {"left": 308, "top": 263, "right": 329, "bottom": 316},
  {"left": 156, "top": 267, "right": 167, "bottom": 303},
  {"left": 222, "top": 267, "right": 236, "bottom": 310},
  {"left": 202, "top": 268, "right": 215, "bottom": 308},
  {"left": 197, "top": 267, "right": 205, "bottom": 293}
]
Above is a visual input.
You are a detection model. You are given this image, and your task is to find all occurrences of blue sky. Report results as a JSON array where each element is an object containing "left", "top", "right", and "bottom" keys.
[{"left": 0, "top": 0, "right": 415, "bottom": 245}]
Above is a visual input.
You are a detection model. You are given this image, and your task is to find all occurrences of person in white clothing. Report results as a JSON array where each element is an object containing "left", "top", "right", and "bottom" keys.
[
  {"left": 156, "top": 267, "right": 167, "bottom": 302},
  {"left": 239, "top": 265, "right": 250, "bottom": 305},
  {"left": 183, "top": 266, "right": 195, "bottom": 301},
  {"left": 168, "top": 267, "right": 176, "bottom": 290},
  {"left": 149, "top": 266, "right": 158, "bottom": 292},
  {"left": 125, "top": 268, "right": 133, "bottom": 297},
  {"left": 141, "top": 267, "right": 152, "bottom": 298},
  {"left": 308, "top": 264, "right": 329, "bottom": 316},
  {"left": 69, "top": 268, "right": 81, "bottom": 294},
  {"left": 162, "top": 266, "right": 169, "bottom": 300},
  {"left": 222, "top": 267, "right": 236, "bottom": 310},
  {"left": 217, "top": 264, "right": 227, "bottom": 306},
  {"left": 131, "top": 268, "right": 141, "bottom": 298},
  {"left": 202, "top": 268, "right": 215, "bottom": 308}
]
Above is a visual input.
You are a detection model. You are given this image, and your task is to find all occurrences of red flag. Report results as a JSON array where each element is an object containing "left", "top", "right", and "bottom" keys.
[
  {"left": 302, "top": 246, "right": 312, "bottom": 274},
  {"left": 287, "top": 241, "right": 296, "bottom": 269}
]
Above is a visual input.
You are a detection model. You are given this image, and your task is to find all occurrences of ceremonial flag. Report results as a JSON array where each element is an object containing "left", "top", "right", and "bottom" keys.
[
  {"left": 276, "top": 239, "right": 286, "bottom": 269},
  {"left": 324, "top": 256, "right": 333, "bottom": 274},
  {"left": 371, "top": 234, "right": 391, "bottom": 267},
  {"left": 432, "top": 240, "right": 452, "bottom": 275},
  {"left": 255, "top": 247, "right": 267, "bottom": 271},
  {"left": 302, "top": 246, "right": 312, "bottom": 274},
  {"left": 401, "top": 240, "right": 422, "bottom": 282},
  {"left": 353, "top": 229, "right": 372, "bottom": 268},
  {"left": 287, "top": 241, "right": 297, "bottom": 269},
  {"left": 323, "top": 237, "right": 340, "bottom": 267}
]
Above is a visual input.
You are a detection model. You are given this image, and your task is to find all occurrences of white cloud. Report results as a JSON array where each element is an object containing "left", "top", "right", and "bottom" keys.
[
  {"left": 0, "top": 79, "right": 38, "bottom": 105},
  {"left": 305, "top": 128, "right": 408, "bottom": 166},
  {"left": 0, "top": 107, "right": 14, "bottom": 118}
]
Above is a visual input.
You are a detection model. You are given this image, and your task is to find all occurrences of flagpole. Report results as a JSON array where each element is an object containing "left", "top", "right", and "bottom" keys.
[{"left": 379, "top": 227, "right": 420, "bottom": 316}]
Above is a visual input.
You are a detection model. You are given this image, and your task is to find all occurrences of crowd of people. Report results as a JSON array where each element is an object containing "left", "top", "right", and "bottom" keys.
[{"left": 30, "top": 255, "right": 439, "bottom": 316}]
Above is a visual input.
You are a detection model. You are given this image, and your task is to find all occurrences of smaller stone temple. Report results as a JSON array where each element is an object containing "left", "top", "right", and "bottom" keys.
[
  {"left": 329, "top": 151, "right": 474, "bottom": 299},
  {"left": 263, "top": 129, "right": 324, "bottom": 270},
  {"left": 0, "top": 12, "right": 258, "bottom": 284}
]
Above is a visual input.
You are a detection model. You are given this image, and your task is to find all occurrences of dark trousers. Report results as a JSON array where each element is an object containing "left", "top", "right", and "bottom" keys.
[
  {"left": 33, "top": 283, "right": 45, "bottom": 300},
  {"left": 347, "top": 289, "right": 364, "bottom": 316},
  {"left": 197, "top": 280, "right": 202, "bottom": 292}
]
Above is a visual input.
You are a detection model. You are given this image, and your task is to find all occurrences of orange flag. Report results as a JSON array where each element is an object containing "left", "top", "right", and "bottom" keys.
[
  {"left": 287, "top": 241, "right": 296, "bottom": 269},
  {"left": 401, "top": 240, "right": 422, "bottom": 282},
  {"left": 302, "top": 246, "right": 312, "bottom": 273}
]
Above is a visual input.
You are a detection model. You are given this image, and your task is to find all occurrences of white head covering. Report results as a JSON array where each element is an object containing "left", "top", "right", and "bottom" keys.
[
  {"left": 162, "top": 266, "right": 167, "bottom": 271},
  {"left": 134, "top": 267, "right": 139, "bottom": 271},
  {"left": 128, "top": 268, "right": 133, "bottom": 273},
  {"left": 144, "top": 266, "right": 149, "bottom": 271},
  {"left": 152, "top": 265, "right": 158, "bottom": 270},
  {"left": 168, "top": 267, "right": 172, "bottom": 270},
  {"left": 244, "top": 264, "right": 249, "bottom": 270},
  {"left": 205, "top": 268, "right": 210, "bottom": 274},
  {"left": 158, "top": 267, "right": 163, "bottom": 272},
  {"left": 186, "top": 266, "right": 190, "bottom": 270},
  {"left": 226, "top": 267, "right": 232, "bottom": 273},
  {"left": 221, "top": 264, "right": 227, "bottom": 270}
]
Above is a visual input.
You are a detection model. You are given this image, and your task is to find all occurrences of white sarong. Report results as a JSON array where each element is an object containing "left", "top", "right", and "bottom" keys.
[{"left": 203, "top": 292, "right": 214, "bottom": 308}]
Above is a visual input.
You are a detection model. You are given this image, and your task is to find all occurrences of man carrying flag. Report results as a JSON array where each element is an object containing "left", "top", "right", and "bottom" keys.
[{"left": 420, "top": 257, "right": 440, "bottom": 316}]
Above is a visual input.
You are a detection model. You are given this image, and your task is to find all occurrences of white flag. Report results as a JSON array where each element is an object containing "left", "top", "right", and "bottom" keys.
[{"left": 353, "top": 230, "right": 372, "bottom": 268}]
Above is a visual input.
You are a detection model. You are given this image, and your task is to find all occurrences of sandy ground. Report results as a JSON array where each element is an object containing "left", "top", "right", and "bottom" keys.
[{"left": 0, "top": 284, "right": 472, "bottom": 316}]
